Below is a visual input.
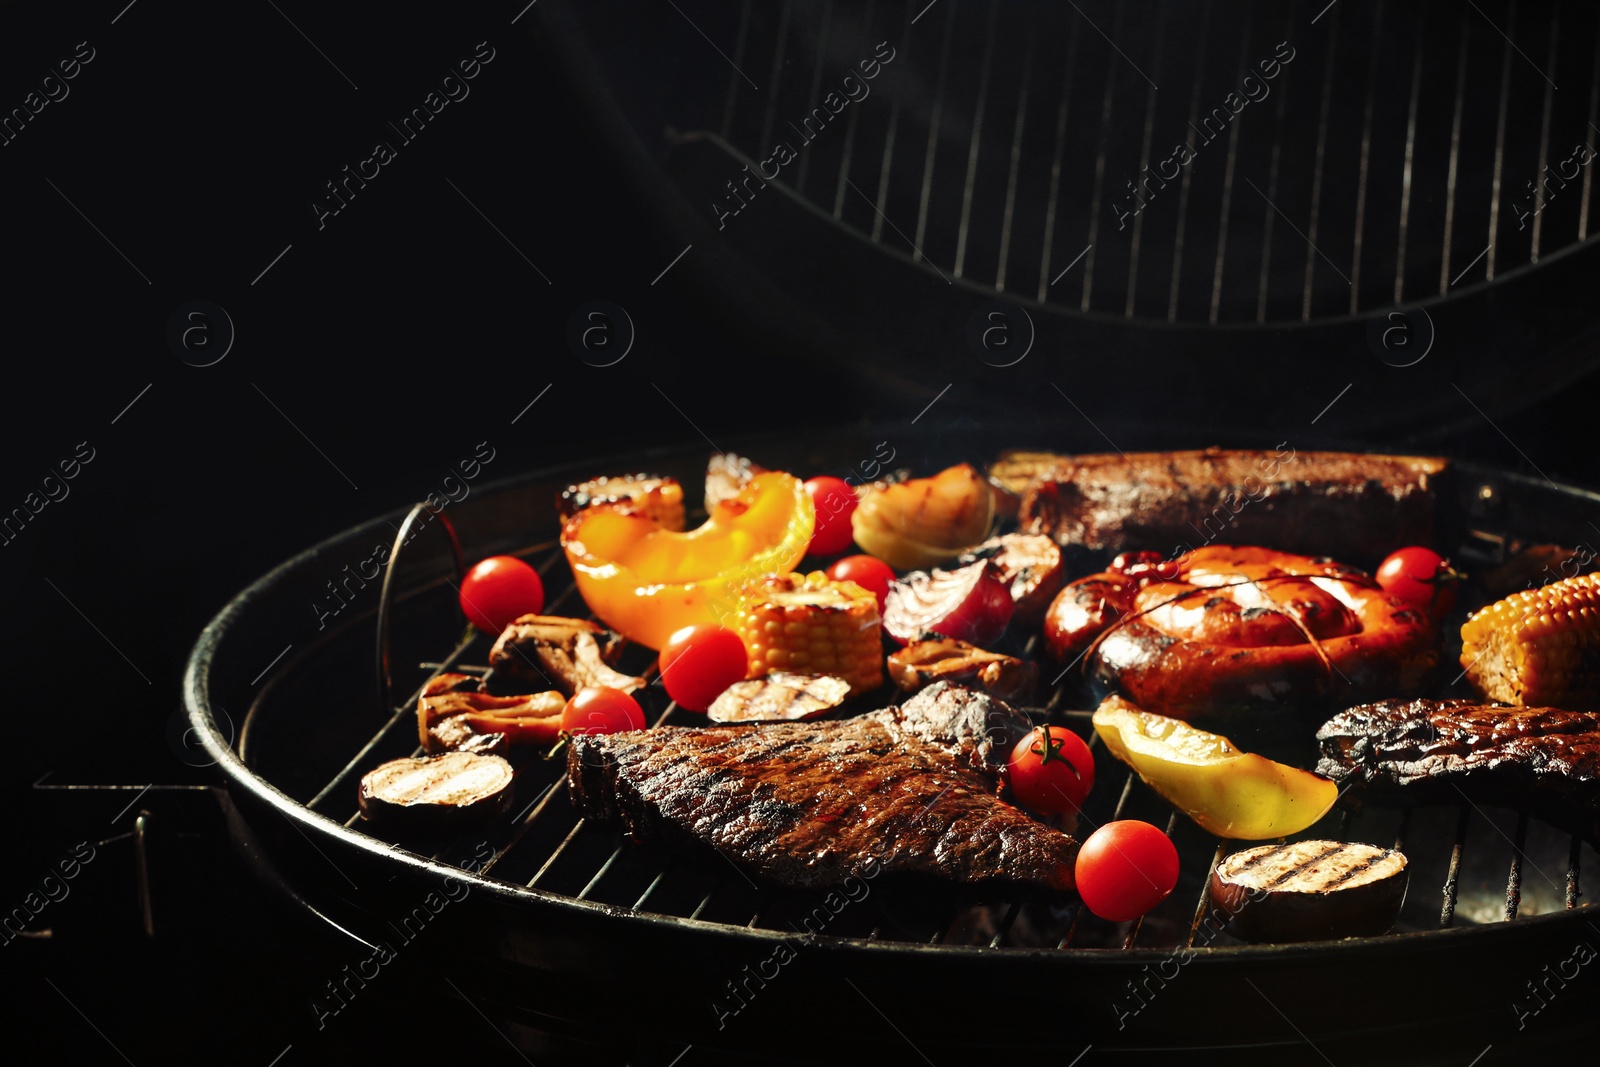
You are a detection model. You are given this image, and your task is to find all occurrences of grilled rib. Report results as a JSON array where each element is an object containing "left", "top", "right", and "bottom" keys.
[
  {"left": 1315, "top": 698, "right": 1600, "bottom": 842},
  {"left": 568, "top": 682, "right": 1078, "bottom": 896}
]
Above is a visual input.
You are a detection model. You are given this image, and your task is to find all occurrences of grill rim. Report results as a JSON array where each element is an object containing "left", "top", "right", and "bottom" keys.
[{"left": 185, "top": 435, "right": 1600, "bottom": 962}]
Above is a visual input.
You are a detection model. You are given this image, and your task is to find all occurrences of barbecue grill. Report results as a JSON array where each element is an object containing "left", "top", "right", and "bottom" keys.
[
  {"left": 185, "top": 425, "right": 1600, "bottom": 1064},
  {"left": 536, "top": 0, "right": 1600, "bottom": 439}
]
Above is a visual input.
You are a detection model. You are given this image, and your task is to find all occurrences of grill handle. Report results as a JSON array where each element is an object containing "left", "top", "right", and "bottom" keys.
[{"left": 375, "top": 501, "right": 465, "bottom": 711}]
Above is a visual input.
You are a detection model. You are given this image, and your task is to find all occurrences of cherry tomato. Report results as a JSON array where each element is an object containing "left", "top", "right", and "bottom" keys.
[
  {"left": 459, "top": 556, "right": 545, "bottom": 634},
  {"left": 1075, "top": 820, "right": 1180, "bottom": 922},
  {"left": 658, "top": 624, "right": 749, "bottom": 712},
  {"left": 560, "top": 686, "right": 645, "bottom": 736},
  {"left": 1008, "top": 725, "right": 1095, "bottom": 816},
  {"left": 804, "top": 476, "right": 859, "bottom": 556},
  {"left": 1376, "top": 546, "right": 1459, "bottom": 619},
  {"left": 826, "top": 554, "right": 896, "bottom": 611}
]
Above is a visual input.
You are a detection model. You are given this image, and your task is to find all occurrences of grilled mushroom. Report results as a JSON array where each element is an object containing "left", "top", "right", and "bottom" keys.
[
  {"left": 417, "top": 672, "right": 566, "bottom": 750},
  {"left": 887, "top": 637, "right": 1038, "bottom": 703},
  {"left": 488, "top": 615, "right": 645, "bottom": 695},
  {"left": 706, "top": 672, "right": 852, "bottom": 723}
]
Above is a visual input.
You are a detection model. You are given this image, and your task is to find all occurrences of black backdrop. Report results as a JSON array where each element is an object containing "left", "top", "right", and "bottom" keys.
[{"left": 6, "top": 2, "right": 1600, "bottom": 1064}]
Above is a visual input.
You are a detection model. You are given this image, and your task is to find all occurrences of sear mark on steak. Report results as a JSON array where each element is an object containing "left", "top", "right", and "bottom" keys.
[
  {"left": 1315, "top": 698, "right": 1600, "bottom": 842},
  {"left": 567, "top": 682, "right": 1076, "bottom": 897}
]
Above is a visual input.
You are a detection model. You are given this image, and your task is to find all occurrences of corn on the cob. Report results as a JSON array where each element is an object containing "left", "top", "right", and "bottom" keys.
[
  {"left": 1460, "top": 572, "right": 1600, "bottom": 708},
  {"left": 730, "top": 571, "right": 884, "bottom": 695}
]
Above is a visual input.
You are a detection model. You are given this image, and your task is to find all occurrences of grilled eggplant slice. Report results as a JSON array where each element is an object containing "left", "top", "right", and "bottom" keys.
[
  {"left": 706, "top": 672, "right": 851, "bottom": 723},
  {"left": 1210, "top": 840, "right": 1408, "bottom": 942},
  {"left": 558, "top": 474, "right": 685, "bottom": 531},
  {"left": 488, "top": 615, "right": 644, "bottom": 695},
  {"left": 958, "top": 533, "right": 1065, "bottom": 625},
  {"left": 887, "top": 638, "right": 1038, "bottom": 702},
  {"left": 358, "top": 752, "right": 515, "bottom": 832}
]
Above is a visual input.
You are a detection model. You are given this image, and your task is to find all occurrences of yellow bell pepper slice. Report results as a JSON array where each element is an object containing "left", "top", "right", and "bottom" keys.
[
  {"left": 1092, "top": 695, "right": 1337, "bottom": 839},
  {"left": 561, "top": 471, "right": 814, "bottom": 651}
]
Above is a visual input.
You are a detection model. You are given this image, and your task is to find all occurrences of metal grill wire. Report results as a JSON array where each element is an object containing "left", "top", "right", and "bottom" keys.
[
  {"left": 677, "top": 0, "right": 1597, "bottom": 323},
  {"left": 290, "top": 522, "right": 1587, "bottom": 954}
]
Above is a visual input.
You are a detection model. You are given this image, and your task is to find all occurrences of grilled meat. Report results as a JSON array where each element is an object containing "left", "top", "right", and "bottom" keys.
[
  {"left": 1210, "top": 841, "right": 1409, "bottom": 942},
  {"left": 1047, "top": 545, "right": 1439, "bottom": 720},
  {"left": 1315, "top": 699, "right": 1600, "bottom": 841},
  {"left": 887, "top": 637, "right": 1038, "bottom": 703},
  {"left": 706, "top": 672, "right": 851, "bottom": 723},
  {"left": 417, "top": 672, "right": 566, "bottom": 750},
  {"left": 568, "top": 682, "right": 1078, "bottom": 896},
  {"left": 488, "top": 615, "right": 644, "bottom": 695},
  {"left": 1013, "top": 449, "right": 1446, "bottom": 565},
  {"left": 359, "top": 752, "right": 514, "bottom": 832},
  {"left": 958, "top": 533, "right": 1065, "bottom": 625},
  {"left": 558, "top": 474, "right": 685, "bottom": 531}
]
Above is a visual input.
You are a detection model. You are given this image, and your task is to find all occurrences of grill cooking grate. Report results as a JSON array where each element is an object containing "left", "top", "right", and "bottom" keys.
[
  {"left": 655, "top": 0, "right": 1600, "bottom": 323},
  {"left": 285, "top": 519, "right": 1591, "bottom": 954}
]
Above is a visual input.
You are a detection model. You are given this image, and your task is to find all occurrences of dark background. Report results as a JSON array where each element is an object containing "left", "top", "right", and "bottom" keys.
[{"left": 6, "top": 1, "right": 1600, "bottom": 1063}]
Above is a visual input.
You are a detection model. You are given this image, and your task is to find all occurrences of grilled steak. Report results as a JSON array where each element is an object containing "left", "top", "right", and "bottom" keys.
[
  {"left": 568, "top": 682, "right": 1078, "bottom": 896},
  {"left": 1013, "top": 449, "right": 1446, "bottom": 565},
  {"left": 1315, "top": 699, "right": 1600, "bottom": 841}
]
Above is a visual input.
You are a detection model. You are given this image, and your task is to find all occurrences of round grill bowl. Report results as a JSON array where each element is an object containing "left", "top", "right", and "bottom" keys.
[{"left": 184, "top": 426, "right": 1599, "bottom": 1064}]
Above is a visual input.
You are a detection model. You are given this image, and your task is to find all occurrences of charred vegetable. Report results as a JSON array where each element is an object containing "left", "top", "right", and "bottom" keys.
[
  {"left": 417, "top": 673, "right": 566, "bottom": 750},
  {"left": 1211, "top": 841, "right": 1409, "bottom": 942},
  {"left": 558, "top": 473, "right": 685, "bottom": 531},
  {"left": 1093, "top": 695, "right": 1338, "bottom": 839},
  {"left": 488, "top": 615, "right": 645, "bottom": 696},
  {"left": 957, "top": 533, "right": 1065, "bottom": 625},
  {"left": 850, "top": 463, "right": 994, "bottom": 570},
  {"left": 562, "top": 471, "right": 813, "bottom": 650},
  {"left": 883, "top": 560, "right": 1013, "bottom": 647},
  {"left": 359, "top": 752, "right": 515, "bottom": 831},
  {"left": 887, "top": 637, "right": 1037, "bottom": 702},
  {"left": 730, "top": 571, "right": 883, "bottom": 695},
  {"left": 707, "top": 672, "right": 852, "bottom": 723},
  {"left": 1460, "top": 571, "right": 1600, "bottom": 708}
]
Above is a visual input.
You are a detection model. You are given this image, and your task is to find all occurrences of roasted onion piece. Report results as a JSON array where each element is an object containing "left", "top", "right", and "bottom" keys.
[{"left": 958, "top": 533, "right": 1065, "bottom": 625}]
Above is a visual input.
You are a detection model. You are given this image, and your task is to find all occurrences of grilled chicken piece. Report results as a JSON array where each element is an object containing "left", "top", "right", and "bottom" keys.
[
  {"left": 1210, "top": 841, "right": 1409, "bottom": 942},
  {"left": 706, "top": 672, "right": 851, "bottom": 723},
  {"left": 958, "top": 533, "right": 1065, "bottom": 624},
  {"left": 1316, "top": 698, "right": 1600, "bottom": 842},
  {"left": 887, "top": 638, "right": 1038, "bottom": 703},
  {"left": 558, "top": 474, "right": 684, "bottom": 531},
  {"left": 705, "top": 452, "right": 766, "bottom": 513},
  {"left": 358, "top": 752, "right": 515, "bottom": 832},
  {"left": 488, "top": 615, "right": 644, "bottom": 695},
  {"left": 417, "top": 673, "right": 565, "bottom": 750},
  {"left": 568, "top": 682, "right": 1078, "bottom": 896}
]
